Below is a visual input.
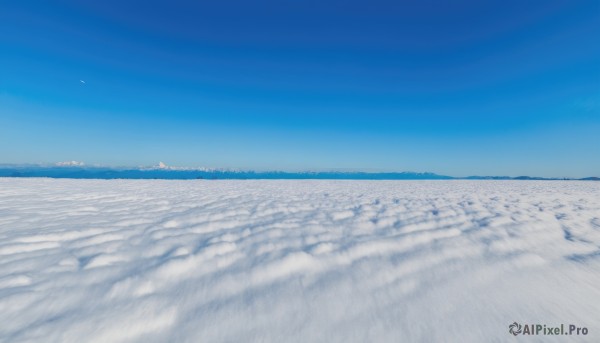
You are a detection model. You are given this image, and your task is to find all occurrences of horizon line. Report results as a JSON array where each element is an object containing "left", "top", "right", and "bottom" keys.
[{"left": 0, "top": 162, "right": 597, "bottom": 180}]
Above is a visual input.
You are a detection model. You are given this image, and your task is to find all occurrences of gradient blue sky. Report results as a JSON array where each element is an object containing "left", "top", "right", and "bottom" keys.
[{"left": 1, "top": 0, "right": 599, "bottom": 177}]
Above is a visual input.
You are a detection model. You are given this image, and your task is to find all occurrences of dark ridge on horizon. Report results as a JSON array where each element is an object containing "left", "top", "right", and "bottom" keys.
[{"left": 0, "top": 165, "right": 597, "bottom": 181}]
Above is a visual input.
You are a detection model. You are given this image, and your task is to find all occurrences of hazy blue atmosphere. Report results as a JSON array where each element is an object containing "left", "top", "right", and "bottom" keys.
[{"left": 1, "top": 0, "right": 599, "bottom": 177}]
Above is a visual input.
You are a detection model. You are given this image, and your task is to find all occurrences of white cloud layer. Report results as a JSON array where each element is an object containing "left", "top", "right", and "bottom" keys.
[{"left": 0, "top": 179, "right": 599, "bottom": 342}]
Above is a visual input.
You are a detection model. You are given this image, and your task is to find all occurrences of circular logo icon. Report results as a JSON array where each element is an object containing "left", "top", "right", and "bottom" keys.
[{"left": 509, "top": 322, "right": 522, "bottom": 336}]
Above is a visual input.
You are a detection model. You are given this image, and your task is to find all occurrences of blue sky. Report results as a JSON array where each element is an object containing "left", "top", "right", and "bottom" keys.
[{"left": 1, "top": 0, "right": 599, "bottom": 177}]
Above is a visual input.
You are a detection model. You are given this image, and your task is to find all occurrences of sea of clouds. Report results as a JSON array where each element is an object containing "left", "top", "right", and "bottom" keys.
[{"left": 0, "top": 179, "right": 599, "bottom": 342}]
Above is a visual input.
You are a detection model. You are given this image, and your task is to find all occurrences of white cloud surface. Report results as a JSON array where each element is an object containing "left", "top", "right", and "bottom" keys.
[{"left": 0, "top": 179, "right": 599, "bottom": 342}]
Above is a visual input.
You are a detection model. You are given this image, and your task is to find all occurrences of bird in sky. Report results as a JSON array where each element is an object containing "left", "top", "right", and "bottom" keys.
[{"left": 80, "top": 80, "right": 85, "bottom": 84}]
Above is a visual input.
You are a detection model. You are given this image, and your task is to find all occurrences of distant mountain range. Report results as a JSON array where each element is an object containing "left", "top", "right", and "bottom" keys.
[{"left": 0, "top": 164, "right": 597, "bottom": 181}]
